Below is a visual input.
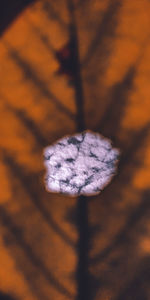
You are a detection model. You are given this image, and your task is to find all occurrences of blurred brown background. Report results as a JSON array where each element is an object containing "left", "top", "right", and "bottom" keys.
[{"left": 0, "top": 0, "right": 150, "bottom": 299}]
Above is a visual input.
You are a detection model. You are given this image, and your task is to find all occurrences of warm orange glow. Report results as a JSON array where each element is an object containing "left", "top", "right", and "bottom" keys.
[{"left": 0, "top": 0, "right": 150, "bottom": 299}]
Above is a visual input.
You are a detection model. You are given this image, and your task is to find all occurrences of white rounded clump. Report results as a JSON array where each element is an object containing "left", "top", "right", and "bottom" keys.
[{"left": 43, "top": 130, "right": 120, "bottom": 197}]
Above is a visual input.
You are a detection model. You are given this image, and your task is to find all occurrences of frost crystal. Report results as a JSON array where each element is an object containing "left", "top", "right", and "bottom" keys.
[{"left": 43, "top": 131, "right": 120, "bottom": 197}]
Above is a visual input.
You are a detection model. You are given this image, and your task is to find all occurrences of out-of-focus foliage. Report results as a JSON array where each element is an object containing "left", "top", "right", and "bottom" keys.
[{"left": 0, "top": 0, "right": 150, "bottom": 299}]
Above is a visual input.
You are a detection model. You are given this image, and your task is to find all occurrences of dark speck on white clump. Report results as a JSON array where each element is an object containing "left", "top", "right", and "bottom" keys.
[{"left": 43, "top": 130, "right": 120, "bottom": 197}]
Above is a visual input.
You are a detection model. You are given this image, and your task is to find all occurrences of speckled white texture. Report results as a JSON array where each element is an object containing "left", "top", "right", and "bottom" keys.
[{"left": 43, "top": 131, "right": 120, "bottom": 196}]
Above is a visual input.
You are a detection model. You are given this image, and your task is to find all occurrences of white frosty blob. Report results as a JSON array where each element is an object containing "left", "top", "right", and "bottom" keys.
[{"left": 43, "top": 131, "right": 120, "bottom": 196}]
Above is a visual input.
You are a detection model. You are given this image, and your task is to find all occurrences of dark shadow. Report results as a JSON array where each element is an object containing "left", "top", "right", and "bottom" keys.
[
  {"left": 82, "top": 0, "right": 121, "bottom": 67},
  {"left": 67, "top": 0, "right": 85, "bottom": 131},
  {"left": 0, "top": 292, "right": 16, "bottom": 300},
  {"left": 69, "top": 197, "right": 102, "bottom": 300},
  {"left": 0, "top": 0, "right": 35, "bottom": 36},
  {"left": 76, "top": 197, "right": 90, "bottom": 300},
  {"left": 1, "top": 151, "right": 76, "bottom": 249},
  {"left": 114, "top": 256, "right": 150, "bottom": 300},
  {"left": 0, "top": 206, "right": 74, "bottom": 299}
]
